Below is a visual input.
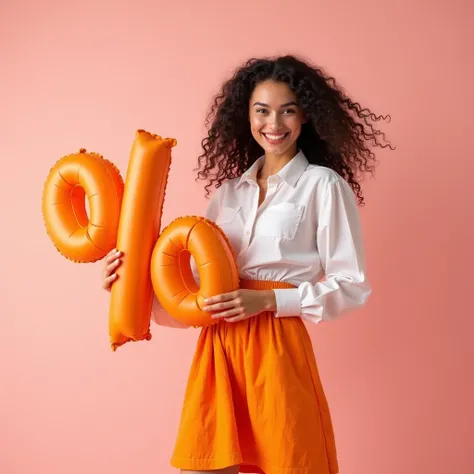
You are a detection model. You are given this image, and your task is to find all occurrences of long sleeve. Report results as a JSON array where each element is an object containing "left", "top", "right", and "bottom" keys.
[
  {"left": 273, "top": 178, "right": 372, "bottom": 323},
  {"left": 151, "top": 185, "right": 225, "bottom": 328}
]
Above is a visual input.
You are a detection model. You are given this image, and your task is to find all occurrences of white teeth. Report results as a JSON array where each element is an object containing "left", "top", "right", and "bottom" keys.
[{"left": 264, "top": 133, "right": 286, "bottom": 139}]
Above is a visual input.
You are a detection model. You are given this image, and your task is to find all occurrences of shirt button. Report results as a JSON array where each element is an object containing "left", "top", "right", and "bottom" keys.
[{"left": 245, "top": 230, "right": 250, "bottom": 235}]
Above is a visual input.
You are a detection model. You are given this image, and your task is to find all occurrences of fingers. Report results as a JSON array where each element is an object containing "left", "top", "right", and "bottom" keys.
[
  {"left": 105, "top": 248, "right": 122, "bottom": 264},
  {"left": 104, "top": 249, "right": 122, "bottom": 274},
  {"left": 103, "top": 248, "right": 122, "bottom": 290},
  {"left": 224, "top": 315, "right": 247, "bottom": 323},
  {"left": 204, "top": 299, "right": 237, "bottom": 313},
  {"left": 204, "top": 290, "right": 248, "bottom": 320},
  {"left": 204, "top": 290, "right": 239, "bottom": 305},
  {"left": 106, "top": 257, "right": 121, "bottom": 273},
  {"left": 102, "top": 272, "right": 118, "bottom": 290},
  {"left": 224, "top": 309, "right": 252, "bottom": 322},
  {"left": 211, "top": 307, "right": 245, "bottom": 319}
]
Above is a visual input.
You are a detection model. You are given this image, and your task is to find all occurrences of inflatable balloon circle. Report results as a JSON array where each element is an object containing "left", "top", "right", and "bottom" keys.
[
  {"left": 41, "top": 130, "right": 239, "bottom": 350},
  {"left": 42, "top": 149, "right": 124, "bottom": 262},
  {"left": 151, "top": 216, "right": 239, "bottom": 328}
]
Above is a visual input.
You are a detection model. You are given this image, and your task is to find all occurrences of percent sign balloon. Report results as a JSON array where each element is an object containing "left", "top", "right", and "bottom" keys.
[{"left": 42, "top": 130, "right": 239, "bottom": 350}]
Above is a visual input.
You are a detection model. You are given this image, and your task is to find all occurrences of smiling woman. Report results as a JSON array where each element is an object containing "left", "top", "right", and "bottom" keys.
[
  {"left": 250, "top": 86, "right": 305, "bottom": 152},
  {"left": 103, "top": 54, "right": 393, "bottom": 474}
]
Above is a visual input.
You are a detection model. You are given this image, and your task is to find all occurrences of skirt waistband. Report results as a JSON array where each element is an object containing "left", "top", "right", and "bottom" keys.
[{"left": 239, "top": 279, "right": 296, "bottom": 290}]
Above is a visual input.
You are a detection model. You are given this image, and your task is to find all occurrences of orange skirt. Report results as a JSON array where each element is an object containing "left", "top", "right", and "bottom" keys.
[{"left": 170, "top": 280, "right": 339, "bottom": 474}]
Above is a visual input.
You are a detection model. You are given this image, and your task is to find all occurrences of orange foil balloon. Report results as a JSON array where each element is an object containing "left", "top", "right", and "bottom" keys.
[
  {"left": 42, "top": 149, "right": 124, "bottom": 263},
  {"left": 150, "top": 216, "right": 239, "bottom": 327},
  {"left": 109, "top": 130, "right": 176, "bottom": 351}
]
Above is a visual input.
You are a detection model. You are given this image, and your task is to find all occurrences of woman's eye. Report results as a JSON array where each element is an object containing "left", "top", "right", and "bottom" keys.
[{"left": 254, "top": 108, "right": 296, "bottom": 115}]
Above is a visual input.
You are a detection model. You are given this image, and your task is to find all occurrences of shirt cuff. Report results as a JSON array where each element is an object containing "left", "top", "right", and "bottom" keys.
[{"left": 273, "top": 288, "right": 302, "bottom": 318}]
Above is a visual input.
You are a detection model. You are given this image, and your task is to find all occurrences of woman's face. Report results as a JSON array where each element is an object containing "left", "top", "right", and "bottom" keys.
[{"left": 249, "top": 80, "right": 306, "bottom": 158}]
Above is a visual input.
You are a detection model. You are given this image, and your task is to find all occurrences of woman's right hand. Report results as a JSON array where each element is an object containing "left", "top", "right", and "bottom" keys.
[{"left": 102, "top": 248, "right": 122, "bottom": 292}]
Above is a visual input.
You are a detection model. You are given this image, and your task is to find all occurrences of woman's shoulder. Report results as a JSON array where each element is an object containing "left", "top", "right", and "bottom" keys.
[
  {"left": 300, "top": 165, "right": 358, "bottom": 206},
  {"left": 304, "top": 164, "right": 343, "bottom": 184},
  {"left": 301, "top": 164, "right": 345, "bottom": 192}
]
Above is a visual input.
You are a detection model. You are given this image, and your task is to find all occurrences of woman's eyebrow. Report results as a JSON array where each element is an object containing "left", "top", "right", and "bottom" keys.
[{"left": 252, "top": 101, "right": 298, "bottom": 107}]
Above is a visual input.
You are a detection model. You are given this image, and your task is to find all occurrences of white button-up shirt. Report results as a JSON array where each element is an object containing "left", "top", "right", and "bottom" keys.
[{"left": 152, "top": 150, "right": 371, "bottom": 328}]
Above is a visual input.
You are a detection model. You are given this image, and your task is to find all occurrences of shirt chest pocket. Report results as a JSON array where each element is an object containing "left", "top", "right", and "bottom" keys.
[{"left": 255, "top": 202, "right": 304, "bottom": 240}]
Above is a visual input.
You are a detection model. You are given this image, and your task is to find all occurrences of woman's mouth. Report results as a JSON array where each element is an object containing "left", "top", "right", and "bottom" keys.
[{"left": 262, "top": 132, "right": 289, "bottom": 145}]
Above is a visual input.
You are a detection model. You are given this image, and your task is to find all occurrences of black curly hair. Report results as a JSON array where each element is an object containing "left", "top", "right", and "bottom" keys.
[{"left": 195, "top": 54, "right": 394, "bottom": 206}]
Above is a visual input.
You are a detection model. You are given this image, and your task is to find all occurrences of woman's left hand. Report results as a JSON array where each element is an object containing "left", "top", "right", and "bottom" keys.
[{"left": 203, "top": 289, "right": 277, "bottom": 323}]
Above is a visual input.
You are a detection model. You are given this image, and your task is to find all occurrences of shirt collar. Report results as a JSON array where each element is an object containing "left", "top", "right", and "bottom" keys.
[{"left": 236, "top": 149, "right": 309, "bottom": 188}]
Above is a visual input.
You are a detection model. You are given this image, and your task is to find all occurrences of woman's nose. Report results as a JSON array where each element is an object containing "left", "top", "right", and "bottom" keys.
[{"left": 267, "top": 112, "right": 282, "bottom": 127}]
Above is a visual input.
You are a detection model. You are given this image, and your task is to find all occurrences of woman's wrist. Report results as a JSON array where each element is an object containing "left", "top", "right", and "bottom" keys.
[{"left": 262, "top": 290, "right": 277, "bottom": 312}]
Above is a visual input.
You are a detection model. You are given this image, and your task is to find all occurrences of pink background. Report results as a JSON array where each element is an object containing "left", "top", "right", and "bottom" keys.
[{"left": 1, "top": 0, "right": 473, "bottom": 473}]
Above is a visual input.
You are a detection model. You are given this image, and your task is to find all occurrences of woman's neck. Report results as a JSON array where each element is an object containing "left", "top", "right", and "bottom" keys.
[{"left": 258, "top": 147, "right": 298, "bottom": 180}]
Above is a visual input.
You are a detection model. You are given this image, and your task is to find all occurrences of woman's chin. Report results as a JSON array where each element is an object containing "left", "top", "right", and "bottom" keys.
[{"left": 258, "top": 140, "right": 297, "bottom": 157}]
